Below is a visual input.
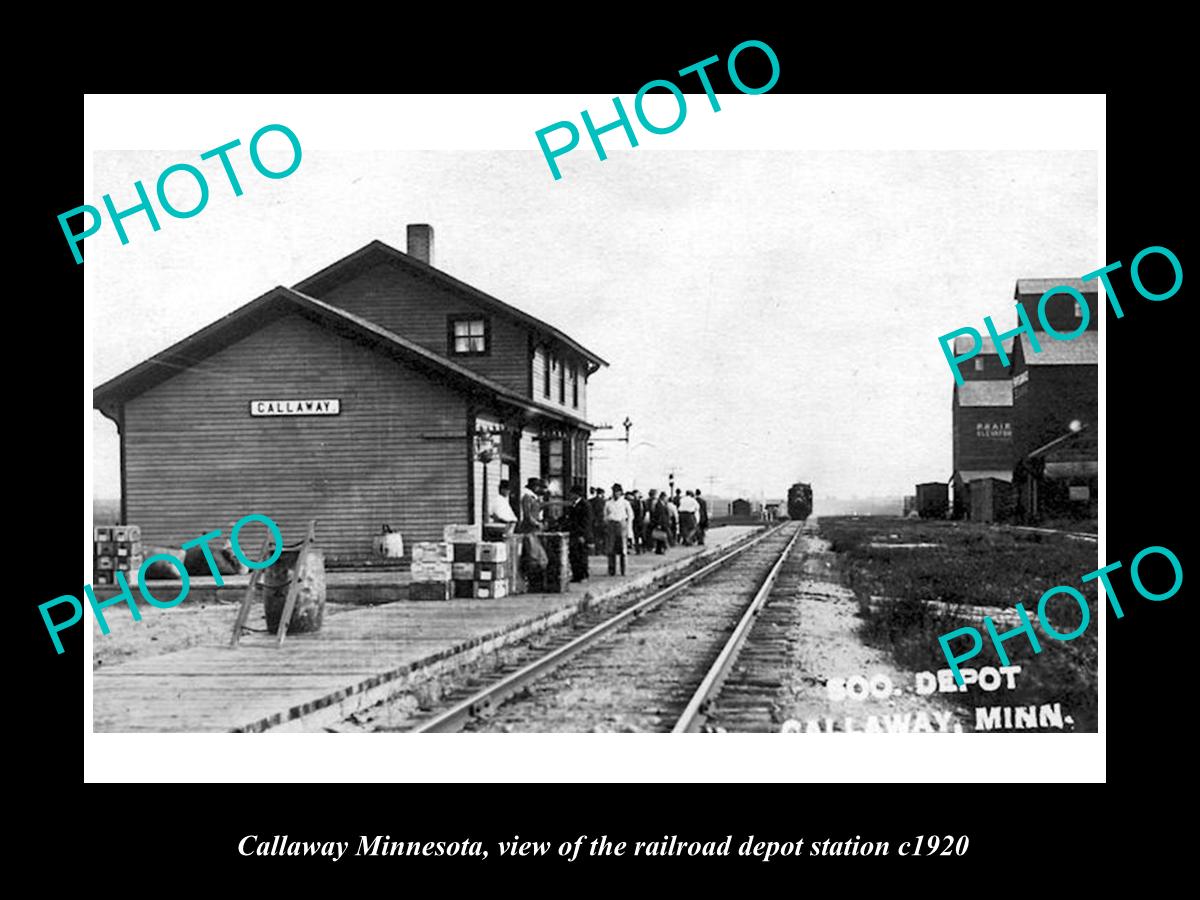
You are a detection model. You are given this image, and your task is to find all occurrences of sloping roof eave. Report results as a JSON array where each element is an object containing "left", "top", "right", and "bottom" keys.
[{"left": 93, "top": 287, "right": 600, "bottom": 430}]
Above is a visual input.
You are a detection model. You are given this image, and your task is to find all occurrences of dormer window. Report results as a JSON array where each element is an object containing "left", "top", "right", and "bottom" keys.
[{"left": 448, "top": 316, "right": 489, "bottom": 356}]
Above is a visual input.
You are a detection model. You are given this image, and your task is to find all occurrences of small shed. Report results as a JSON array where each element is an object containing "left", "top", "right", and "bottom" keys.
[{"left": 915, "top": 482, "right": 949, "bottom": 519}]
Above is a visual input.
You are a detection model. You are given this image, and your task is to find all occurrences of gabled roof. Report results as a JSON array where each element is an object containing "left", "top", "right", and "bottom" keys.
[
  {"left": 293, "top": 239, "right": 609, "bottom": 370},
  {"left": 1015, "top": 277, "right": 1096, "bottom": 299},
  {"left": 952, "top": 334, "right": 1016, "bottom": 357},
  {"left": 93, "top": 286, "right": 597, "bottom": 429},
  {"left": 1021, "top": 330, "right": 1098, "bottom": 366},
  {"left": 956, "top": 380, "right": 1013, "bottom": 407}
]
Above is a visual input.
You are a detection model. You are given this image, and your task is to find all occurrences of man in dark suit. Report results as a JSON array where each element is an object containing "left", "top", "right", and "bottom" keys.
[
  {"left": 588, "top": 486, "right": 607, "bottom": 554},
  {"left": 566, "top": 483, "right": 593, "bottom": 582},
  {"left": 627, "top": 490, "right": 644, "bottom": 554}
]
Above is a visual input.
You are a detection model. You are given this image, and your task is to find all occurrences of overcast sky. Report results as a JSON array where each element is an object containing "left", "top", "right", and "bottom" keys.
[{"left": 90, "top": 147, "right": 1096, "bottom": 503}]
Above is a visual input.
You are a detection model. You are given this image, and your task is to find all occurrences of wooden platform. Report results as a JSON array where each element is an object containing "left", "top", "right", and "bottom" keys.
[{"left": 93, "top": 526, "right": 760, "bottom": 732}]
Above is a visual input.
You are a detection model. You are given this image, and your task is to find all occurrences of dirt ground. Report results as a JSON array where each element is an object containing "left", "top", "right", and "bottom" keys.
[
  {"left": 775, "top": 533, "right": 970, "bottom": 733},
  {"left": 92, "top": 599, "right": 355, "bottom": 670}
]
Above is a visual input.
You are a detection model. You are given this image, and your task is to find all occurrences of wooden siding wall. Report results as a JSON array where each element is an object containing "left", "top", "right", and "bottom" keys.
[
  {"left": 520, "top": 426, "right": 541, "bottom": 488},
  {"left": 532, "top": 344, "right": 548, "bottom": 402},
  {"left": 313, "top": 261, "right": 530, "bottom": 396},
  {"left": 471, "top": 413, "right": 504, "bottom": 525},
  {"left": 531, "top": 343, "right": 587, "bottom": 419},
  {"left": 124, "top": 314, "right": 469, "bottom": 557}
]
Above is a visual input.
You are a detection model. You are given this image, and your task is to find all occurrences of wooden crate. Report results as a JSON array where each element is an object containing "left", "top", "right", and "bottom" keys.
[{"left": 409, "top": 581, "right": 451, "bottom": 601}]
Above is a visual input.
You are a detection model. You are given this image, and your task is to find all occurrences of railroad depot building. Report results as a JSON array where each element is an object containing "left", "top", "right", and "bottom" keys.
[{"left": 93, "top": 226, "right": 608, "bottom": 558}]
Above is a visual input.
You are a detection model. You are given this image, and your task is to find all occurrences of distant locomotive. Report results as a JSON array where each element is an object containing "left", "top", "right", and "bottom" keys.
[{"left": 787, "top": 483, "right": 813, "bottom": 521}]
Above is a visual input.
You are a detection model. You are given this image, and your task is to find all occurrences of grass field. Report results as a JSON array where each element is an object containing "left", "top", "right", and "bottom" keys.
[{"left": 820, "top": 516, "right": 1098, "bottom": 732}]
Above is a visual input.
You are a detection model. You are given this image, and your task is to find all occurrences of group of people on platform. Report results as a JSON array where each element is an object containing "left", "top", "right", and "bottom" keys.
[{"left": 491, "top": 478, "right": 710, "bottom": 584}]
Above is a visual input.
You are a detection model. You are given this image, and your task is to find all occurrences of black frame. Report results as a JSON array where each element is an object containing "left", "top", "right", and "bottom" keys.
[{"left": 447, "top": 315, "right": 491, "bottom": 357}]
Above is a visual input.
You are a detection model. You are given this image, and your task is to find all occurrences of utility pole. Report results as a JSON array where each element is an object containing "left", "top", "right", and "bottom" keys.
[{"left": 591, "top": 417, "right": 632, "bottom": 489}]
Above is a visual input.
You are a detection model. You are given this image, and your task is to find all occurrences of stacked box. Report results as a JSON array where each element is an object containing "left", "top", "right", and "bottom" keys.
[
  {"left": 474, "top": 561, "right": 507, "bottom": 581},
  {"left": 411, "top": 561, "right": 452, "bottom": 582},
  {"left": 476, "top": 541, "right": 508, "bottom": 562},
  {"left": 443, "top": 523, "right": 482, "bottom": 543},
  {"left": 410, "top": 542, "right": 451, "bottom": 601},
  {"left": 410, "top": 581, "right": 451, "bottom": 601},
  {"left": 94, "top": 525, "right": 143, "bottom": 585},
  {"left": 112, "top": 525, "right": 142, "bottom": 543},
  {"left": 476, "top": 581, "right": 509, "bottom": 599},
  {"left": 411, "top": 541, "right": 452, "bottom": 563},
  {"left": 444, "top": 540, "right": 518, "bottom": 602}
]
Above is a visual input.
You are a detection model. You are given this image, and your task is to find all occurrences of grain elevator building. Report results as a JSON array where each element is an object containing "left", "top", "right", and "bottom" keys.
[
  {"left": 1010, "top": 278, "right": 1098, "bottom": 521},
  {"left": 950, "top": 334, "right": 1015, "bottom": 518}
]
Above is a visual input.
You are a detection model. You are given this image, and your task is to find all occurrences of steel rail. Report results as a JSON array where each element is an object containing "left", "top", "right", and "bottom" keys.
[
  {"left": 411, "top": 523, "right": 790, "bottom": 733},
  {"left": 672, "top": 524, "right": 804, "bottom": 733}
]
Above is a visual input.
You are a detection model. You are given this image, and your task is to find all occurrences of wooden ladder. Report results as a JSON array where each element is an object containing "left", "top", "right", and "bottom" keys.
[{"left": 230, "top": 520, "right": 317, "bottom": 648}]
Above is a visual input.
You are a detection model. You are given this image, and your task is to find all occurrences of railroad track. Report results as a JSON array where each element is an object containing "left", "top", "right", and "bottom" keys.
[
  {"left": 694, "top": 537, "right": 819, "bottom": 732},
  {"left": 383, "top": 521, "right": 803, "bottom": 733},
  {"left": 1007, "top": 524, "right": 1097, "bottom": 543}
]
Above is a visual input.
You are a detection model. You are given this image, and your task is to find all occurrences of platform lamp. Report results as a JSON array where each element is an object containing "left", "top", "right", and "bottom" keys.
[{"left": 475, "top": 431, "right": 499, "bottom": 525}]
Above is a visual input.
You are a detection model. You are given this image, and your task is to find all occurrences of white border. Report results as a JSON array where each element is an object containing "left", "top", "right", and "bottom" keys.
[{"left": 84, "top": 94, "right": 1105, "bottom": 783}]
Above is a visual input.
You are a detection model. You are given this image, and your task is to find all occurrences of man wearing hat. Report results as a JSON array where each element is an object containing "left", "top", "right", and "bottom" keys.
[
  {"left": 565, "top": 483, "right": 593, "bottom": 582},
  {"left": 518, "top": 477, "right": 544, "bottom": 533}
]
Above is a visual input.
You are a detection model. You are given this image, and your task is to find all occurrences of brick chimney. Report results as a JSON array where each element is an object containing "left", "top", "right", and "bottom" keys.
[{"left": 407, "top": 224, "right": 434, "bottom": 265}]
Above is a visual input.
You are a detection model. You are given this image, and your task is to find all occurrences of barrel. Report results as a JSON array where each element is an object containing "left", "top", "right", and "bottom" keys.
[{"left": 262, "top": 545, "right": 327, "bottom": 635}]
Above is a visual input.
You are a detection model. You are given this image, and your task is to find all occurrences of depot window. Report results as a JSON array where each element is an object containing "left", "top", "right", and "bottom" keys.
[{"left": 448, "top": 317, "right": 489, "bottom": 356}]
